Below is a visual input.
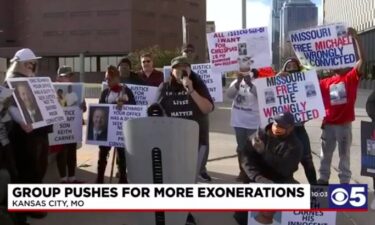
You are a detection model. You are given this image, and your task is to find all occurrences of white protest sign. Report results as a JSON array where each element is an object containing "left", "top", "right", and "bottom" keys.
[
  {"left": 254, "top": 70, "right": 326, "bottom": 127},
  {"left": 289, "top": 23, "right": 356, "bottom": 70},
  {"left": 101, "top": 82, "right": 158, "bottom": 105},
  {"left": 163, "top": 66, "right": 172, "bottom": 82},
  {"left": 86, "top": 104, "right": 148, "bottom": 147},
  {"left": 248, "top": 212, "right": 282, "bottom": 225},
  {"left": 207, "top": 27, "right": 271, "bottom": 73},
  {"left": 48, "top": 83, "right": 84, "bottom": 145},
  {"left": 282, "top": 211, "right": 336, "bottom": 225},
  {"left": 7, "top": 77, "right": 66, "bottom": 129},
  {"left": 191, "top": 63, "right": 223, "bottom": 102},
  {"left": 49, "top": 107, "right": 83, "bottom": 145},
  {"left": 163, "top": 64, "right": 223, "bottom": 102},
  {"left": 0, "top": 86, "right": 13, "bottom": 101}
]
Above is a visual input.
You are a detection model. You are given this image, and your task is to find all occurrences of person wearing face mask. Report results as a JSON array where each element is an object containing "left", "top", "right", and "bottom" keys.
[
  {"left": 96, "top": 65, "right": 136, "bottom": 184},
  {"left": 158, "top": 56, "right": 214, "bottom": 225},
  {"left": 4, "top": 48, "right": 53, "bottom": 224},
  {"left": 317, "top": 27, "right": 364, "bottom": 185},
  {"left": 227, "top": 68, "right": 260, "bottom": 183},
  {"left": 276, "top": 58, "right": 317, "bottom": 185},
  {"left": 233, "top": 112, "right": 302, "bottom": 225}
]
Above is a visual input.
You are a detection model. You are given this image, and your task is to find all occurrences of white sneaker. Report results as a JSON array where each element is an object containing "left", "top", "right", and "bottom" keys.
[{"left": 371, "top": 199, "right": 375, "bottom": 210}]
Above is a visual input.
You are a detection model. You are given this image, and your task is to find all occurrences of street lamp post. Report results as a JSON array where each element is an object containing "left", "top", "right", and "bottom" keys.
[{"left": 242, "top": 0, "right": 247, "bottom": 29}]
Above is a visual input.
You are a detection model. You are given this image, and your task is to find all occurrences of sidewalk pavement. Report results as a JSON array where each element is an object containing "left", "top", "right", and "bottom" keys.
[{"left": 30, "top": 89, "right": 375, "bottom": 225}]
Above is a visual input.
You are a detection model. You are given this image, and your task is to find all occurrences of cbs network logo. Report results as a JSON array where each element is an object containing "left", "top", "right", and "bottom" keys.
[{"left": 328, "top": 184, "right": 368, "bottom": 209}]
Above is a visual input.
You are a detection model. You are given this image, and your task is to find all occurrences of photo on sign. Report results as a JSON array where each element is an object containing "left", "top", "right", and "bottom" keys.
[
  {"left": 248, "top": 212, "right": 282, "bottom": 225},
  {"left": 305, "top": 82, "right": 317, "bottom": 98},
  {"left": 367, "top": 139, "right": 375, "bottom": 156},
  {"left": 238, "top": 43, "right": 247, "bottom": 56},
  {"left": 336, "top": 24, "right": 347, "bottom": 37},
  {"left": 329, "top": 82, "right": 347, "bottom": 105},
  {"left": 53, "top": 83, "right": 83, "bottom": 107},
  {"left": 264, "top": 89, "right": 276, "bottom": 104},
  {"left": 87, "top": 106, "right": 109, "bottom": 142},
  {"left": 10, "top": 80, "right": 43, "bottom": 124}
]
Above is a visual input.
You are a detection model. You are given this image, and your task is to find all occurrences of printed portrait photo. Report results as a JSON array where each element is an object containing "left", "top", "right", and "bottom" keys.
[
  {"left": 53, "top": 83, "right": 83, "bottom": 107},
  {"left": 238, "top": 43, "right": 247, "bottom": 56},
  {"left": 305, "top": 82, "right": 317, "bottom": 98},
  {"left": 367, "top": 139, "right": 375, "bottom": 156},
  {"left": 248, "top": 211, "right": 282, "bottom": 225},
  {"left": 87, "top": 106, "right": 109, "bottom": 142},
  {"left": 264, "top": 89, "right": 276, "bottom": 104},
  {"left": 329, "top": 82, "right": 347, "bottom": 105},
  {"left": 11, "top": 81, "right": 43, "bottom": 124}
]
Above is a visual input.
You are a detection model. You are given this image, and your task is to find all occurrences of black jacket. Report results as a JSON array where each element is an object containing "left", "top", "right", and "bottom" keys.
[
  {"left": 240, "top": 123, "right": 303, "bottom": 183},
  {"left": 366, "top": 90, "right": 375, "bottom": 121}
]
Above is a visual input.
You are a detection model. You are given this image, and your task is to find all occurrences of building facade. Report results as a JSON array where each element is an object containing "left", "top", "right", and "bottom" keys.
[
  {"left": 0, "top": 0, "right": 206, "bottom": 82},
  {"left": 324, "top": 0, "right": 375, "bottom": 78},
  {"left": 279, "top": 0, "right": 318, "bottom": 65},
  {"left": 271, "top": 0, "right": 287, "bottom": 69}
]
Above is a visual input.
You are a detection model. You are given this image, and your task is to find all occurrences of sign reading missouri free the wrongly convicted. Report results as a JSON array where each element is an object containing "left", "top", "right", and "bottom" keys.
[
  {"left": 207, "top": 27, "right": 271, "bottom": 73},
  {"left": 254, "top": 70, "right": 325, "bottom": 127},
  {"left": 289, "top": 23, "right": 356, "bottom": 70}
]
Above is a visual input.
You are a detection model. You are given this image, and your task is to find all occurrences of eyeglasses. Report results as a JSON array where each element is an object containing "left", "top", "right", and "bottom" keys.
[{"left": 142, "top": 60, "right": 151, "bottom": 64}]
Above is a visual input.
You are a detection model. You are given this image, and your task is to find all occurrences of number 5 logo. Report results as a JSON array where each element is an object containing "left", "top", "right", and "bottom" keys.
[
  {"left": 329, "top": 185, "right": 367, "bottom": 209},
  {"left": 349, "top": 187, "right": 366, "bottom": 207}
]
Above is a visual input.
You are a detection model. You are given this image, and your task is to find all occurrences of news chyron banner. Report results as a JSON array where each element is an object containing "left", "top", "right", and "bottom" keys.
[
  {"left": 254, "top": 70, "right": 325, "bottom": 127},
  {"left": 163, "top": 64, "right": 223, "bottom": 102},
  {"left": 8, "top": 184, "right": 368, "bottom": 211},
  {"left": 207, "top": 27, "right": 271, "bottom": 73},
  {"left": 289, "top": 23, "right": 356, "bottom": 70}
]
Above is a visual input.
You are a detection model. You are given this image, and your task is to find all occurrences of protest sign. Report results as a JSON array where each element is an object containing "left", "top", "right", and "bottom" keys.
[
  {"left": 282, "top": 211, "right": 336, "bottom": 225},
  {"left": 191, "top": 63, "right": 223, "bottom": 102},
  {"left": 361, "top": 121, "right": 375, "bottom": 177},
  {"left": 0, "top": 86, "right": 13, "bottom": 101},
  {"left": 48, "top": 83, "right": 84, "bottom": 145},
  {"left": 207, "top": 27, "right": 271, "bottom": 73},
  {"left": 254, "top": 70, "right": 325, "bottom": 127},
  {"left": 101, "top": 82, "right": 158, "bottom": 105},
  {"left": 289, "top": 23, "right": 356, "bottom": 70},
  {"left": 86, "top": 104, "right": 147, "bottom": 147},
  {"left": 7, "top": 77, "right": 66, "bottom": 129},
  {"left": 163, "top": 64, "right": 223, "bottom": 102}
]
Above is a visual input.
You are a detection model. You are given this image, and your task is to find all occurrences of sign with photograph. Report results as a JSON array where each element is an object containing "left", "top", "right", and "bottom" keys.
[
  {"left": 7, "top": 77, "right": 66, "bottom": 129},
  {"left": 101, "top": 83, "right": 159, "bottom": 105},
  {"left": 207, "top": 27, "right": 271, "bottom": 73},
  {"left": 361, "top": 121, "right": 375, "bottom": 177},
  {"left": 86, "top": 104, "right": 148, "bottom": 147},
  {"left": 254, "top": 70, "right": 325, "bottom": 127},
  {"left": 289, "top": 23, "right": 356, "bottom": 70},
  {"left": 48, "top": 83, "right": 84, "bottom": 145},
  {"left": 282, "top": 211, "right": 336, "bottom": 225}
]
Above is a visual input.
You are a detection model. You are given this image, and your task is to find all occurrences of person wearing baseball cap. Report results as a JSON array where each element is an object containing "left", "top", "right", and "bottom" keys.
[
  {"left": 4, "top": 48, "right": 51, "bottom": 223},
  {"left": 234, "top": 111, "right": 303, "bottom": 225}
]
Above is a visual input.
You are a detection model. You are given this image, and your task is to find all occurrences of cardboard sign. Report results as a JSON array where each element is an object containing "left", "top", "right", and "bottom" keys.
[
  {"left": 282, "top": 211, "right": 336, "bottom": 225},
  {"left": 86, "top": 104, "right": 148, "bottom": 148},
  {"left": 254, "top": 70, "right": 326, "bottom": 127},
  {"left": 361, "top": 121, "right": 375, "bottom": 177},
  {"left": 207, "top": 27, "right": 271, "bottom": 73},
  {"left": 48, "top": 83, "right": 84, "bottom": 145},
  {"left": 7, "top": 77, "right": 66, "bottom": 129},
  {"left": 289, "top": 23, "right": 356, "bottom": 70},
  {"left": 163, "top": 63, "right": 223, "bottom": 102},
  {"left": 101, "top": 83, "right": 159, "bottom": 105}
]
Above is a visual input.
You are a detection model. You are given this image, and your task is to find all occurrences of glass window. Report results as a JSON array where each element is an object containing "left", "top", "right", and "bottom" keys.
[
  {"left": 73, "top": 57, "right": 80, "bottom": 72},
  {"left": 91, "top": 57, "right": 97, "bottom": 72}
]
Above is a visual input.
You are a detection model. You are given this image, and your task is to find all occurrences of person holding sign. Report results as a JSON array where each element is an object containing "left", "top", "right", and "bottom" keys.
[
  {"left": 53, "top": 66, "right": 86, "bottom": 183},
  {"left": 4, "top": 48, "right": 51, "bottom": 222},
  {"left": 227, "top": 68, "right": 260, "bottom": 182},
  {"left": 117, "top": 57, "right": 146, "bottom": 85},
  {"left": 277, "top": 58, "right": 318, "bottom": 185},
  {"left": 234, "top": 112, "right": 303, "bottom": 225},
  {"left": 317, "top": 27, "right": 364, "bottom": 185},
  {"left": 365, "top": 90, "right": 375, "bottom": 210},
  {"left": 158, "top": 56, "right": 214, "bottom": 225},
  {"left": 138, "top": 53, "right": 163, "bottom": 87},
  {"left": 96, "top": 65, "right": 136, "bottom": 184}
]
